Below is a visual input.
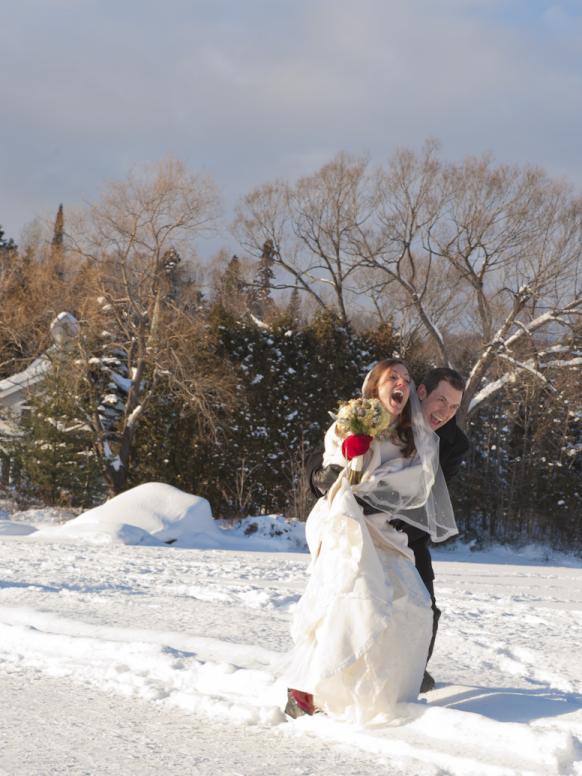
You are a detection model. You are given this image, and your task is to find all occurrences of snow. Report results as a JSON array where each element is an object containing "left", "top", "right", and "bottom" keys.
[
  {"left": 50, "top": 311, "right": 80, "bottom": 345},
  {"left": 224, "top": 514, "right": 307, "bottom": 552},
  {"left": 545, "top": 357, "right": 582, "bottom": 368},
  {"left": 102, "top": 440, "right": 123, "bottom": 471},
  {"left": 468, "top": 373, "right": 515, "bottom": 413},
  {"left": 109, "top": 370, "right": 132, "bottom": 393},
  {"left": 2, "top": 504, "right": 78, "bottom": 525},
  {"left": 126, "top": 404, "right": 143, "bottom": 427},
  {"left": 250, "top": 313, "right": 271, "bottom": 330},
  {"left": 0, "top": 352, "right": 52, "bottom": 399},
  {"left": 0, "top": 520, "right": 37, "bottom": 536},
  {"left": 5, "top": 484, "right": 308, "bottom": 552},
  {"left": 0, "top": 487, "right": 581, "bottom": 775},
  {"left": 27, "top": 483, "right": 217, "bottom": 547}
]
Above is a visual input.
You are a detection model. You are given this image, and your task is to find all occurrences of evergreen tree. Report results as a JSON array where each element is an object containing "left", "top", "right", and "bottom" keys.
[
  {"left": 51, "top": 204, "right": 64, "bottom": 249},
  {"left": 285, "top": 284, "right": 302, "bottom": 326},
  {"left": 0, "top": 224, "right": 17, "bottom": 278},
  {"left": 0, "top": 225, "right": 16, "bottom": 252},
  {"left": 11, "top": 360, "right": 105, "bottom": 507},
  {"left": 159, "top": 246, "right": 182, "bottom": 302},
  {"left": 50, "top": 204, "right": 65, "bottom": 280},
  {"left": 214, "top": 255, "right": 249, "bottom": 317},
  {"left": 454, "top": 377, "right": 582, "bottom": 549},
  {"left": 201, "top": 305, "right": 403, "bottom": 517},
  {"left": 249, "top": 240, "right": 275, "bottom": 318},
  {"left": 223, "top": 255, "right": 245, "bottom": 297}
]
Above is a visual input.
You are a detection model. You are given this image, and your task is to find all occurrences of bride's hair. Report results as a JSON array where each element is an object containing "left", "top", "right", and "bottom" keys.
[{"left": 362, "top": 359, "right": 415, "bottom": 458}]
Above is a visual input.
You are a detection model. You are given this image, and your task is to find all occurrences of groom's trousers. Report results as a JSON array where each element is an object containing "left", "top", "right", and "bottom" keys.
[{"left": 394, "top": 523, "right": 441, "bottom": 663}]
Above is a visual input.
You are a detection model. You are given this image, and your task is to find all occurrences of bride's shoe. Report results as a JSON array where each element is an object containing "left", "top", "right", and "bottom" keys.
[{"left": 285, "top": 689, "right": 315, "bottom": 718}]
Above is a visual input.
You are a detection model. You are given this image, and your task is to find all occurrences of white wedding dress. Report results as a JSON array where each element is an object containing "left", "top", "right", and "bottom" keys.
[{"left": 285, "top": 435, "right": 433, "bottom": 724}]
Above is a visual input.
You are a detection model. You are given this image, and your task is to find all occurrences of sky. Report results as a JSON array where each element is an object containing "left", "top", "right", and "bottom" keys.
[{"left": 1, "top": 0, "right": 582, "bottom": 257}]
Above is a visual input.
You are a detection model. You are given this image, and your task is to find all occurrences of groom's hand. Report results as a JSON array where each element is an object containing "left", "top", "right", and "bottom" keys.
[
  {"left": 312, "top": 464, "right": 342, "bottom": 496},
  {"left": 341, "top": 434, "right": 373, "bottom": 460}
]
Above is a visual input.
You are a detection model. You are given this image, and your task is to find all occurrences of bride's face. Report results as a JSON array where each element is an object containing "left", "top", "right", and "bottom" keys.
[{"left": 377, "top": 364, "right": 411, "bottom": 417}]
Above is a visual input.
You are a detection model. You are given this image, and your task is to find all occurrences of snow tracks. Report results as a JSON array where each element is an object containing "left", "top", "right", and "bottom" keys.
[{"left": 0, "top": 540, "right": 581, "bottom": 775}]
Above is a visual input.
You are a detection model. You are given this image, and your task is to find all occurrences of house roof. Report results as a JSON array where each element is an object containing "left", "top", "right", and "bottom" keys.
[{"left": 0, "top": 354, "right": 52, "bottom": 403}]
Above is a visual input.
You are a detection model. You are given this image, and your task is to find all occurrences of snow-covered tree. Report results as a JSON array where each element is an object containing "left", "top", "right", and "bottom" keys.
[
  {"left": 356, "top": 142, "right": 582, "bottom": 424},
  {"left": 452, "top": 370, "right": 582, "bottom": 548},
  {"left": 201, "top": 305, "right": 402, "bottom": 517},
  {"left": 236, "top": 143, "right": 582, "bottom": 428}
]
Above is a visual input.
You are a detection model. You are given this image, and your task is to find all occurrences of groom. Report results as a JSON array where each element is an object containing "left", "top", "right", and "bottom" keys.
[{"left": 409, "top": 367, "right": 468, "bottom": 692}]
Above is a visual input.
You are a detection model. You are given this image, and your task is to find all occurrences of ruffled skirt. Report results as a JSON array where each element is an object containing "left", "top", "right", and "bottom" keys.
[{"left": 285, "top": 480, "right": 432, "bottom": 724}]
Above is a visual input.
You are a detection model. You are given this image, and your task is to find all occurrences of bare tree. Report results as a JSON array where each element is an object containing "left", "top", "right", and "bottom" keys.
[
  {"left": 68, "top": 158, "right": 231, "bottom": 492},
  {"left": 357, "top": 143, "right": 582, "bottom": 423},
  {"left": 0, "top": 216, "right": 82, "bottom": 377},
  {"left": 234, "top": 152, "right": 374, "bottom": 326},
  {"left": 286, "top": 435, "right": 316, "bottom": 522},
  {"left": 237, "top": 142, "right": 582, "bottom": 423},
  {"left": 220, "top": 457, "right": 259, "bottom": 519}
]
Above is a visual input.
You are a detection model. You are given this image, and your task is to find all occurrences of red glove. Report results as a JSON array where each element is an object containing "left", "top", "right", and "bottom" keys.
[{"left": 341, "top": 434, "right": 373, "bottom": 460}]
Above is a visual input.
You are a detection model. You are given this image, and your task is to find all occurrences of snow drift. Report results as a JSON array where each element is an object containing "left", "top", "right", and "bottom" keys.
[
  {"left": 32, "top": 482, "right": 215, "bottom": 546},
  {"left": 18, "top": 483, "right": 308, "bottom": 551}
]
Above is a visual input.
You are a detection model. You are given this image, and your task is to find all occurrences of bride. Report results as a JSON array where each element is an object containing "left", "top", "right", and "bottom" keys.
[{"left": 284, "top": 359, "right": 458, "bottom": 724}]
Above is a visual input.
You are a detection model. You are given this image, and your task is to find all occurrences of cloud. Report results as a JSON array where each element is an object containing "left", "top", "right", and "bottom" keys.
[{"left": 1, "top": 0, "right": 581, "bottom": 245}]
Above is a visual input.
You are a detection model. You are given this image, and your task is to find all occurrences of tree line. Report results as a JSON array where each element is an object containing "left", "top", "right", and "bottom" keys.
[{"left": 0, "top": 147, "right": 580, "bottom": 549}]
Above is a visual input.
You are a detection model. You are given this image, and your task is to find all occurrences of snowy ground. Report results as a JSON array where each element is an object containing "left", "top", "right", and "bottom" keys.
[{"left": 0, "top": 495, "right": 581, "bottom": 775}]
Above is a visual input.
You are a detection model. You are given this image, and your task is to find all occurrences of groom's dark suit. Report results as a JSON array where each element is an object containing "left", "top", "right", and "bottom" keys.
[
  {"left": 307, "top": 416, "right": 469, "bottom": 664},
  {"left": 399, "top": 417, "right": 469, "bottom": 661}
]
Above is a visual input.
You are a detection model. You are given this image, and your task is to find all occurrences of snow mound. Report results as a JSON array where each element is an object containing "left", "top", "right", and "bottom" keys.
[
  {"left": 11, "top": 506, "right": 79, "bottom": 525},
  {"left": 33, "top": 483, "right": 215, "bottom": 546},
  {"left": 227, "top": 514, "right": 307, "bottom": 552},
  {"left": 13, "top": 483, "right": 309, "bottom": 551}
]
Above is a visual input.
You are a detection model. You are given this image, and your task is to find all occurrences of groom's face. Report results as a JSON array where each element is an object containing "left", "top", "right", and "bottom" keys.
[{"left": 417, "top": 380, "right": 463, "bottom": 430}]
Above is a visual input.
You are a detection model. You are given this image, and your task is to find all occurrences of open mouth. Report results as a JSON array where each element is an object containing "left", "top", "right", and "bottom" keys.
[{"left": 391, "top": 389, "right": 404, "bottom": 406}]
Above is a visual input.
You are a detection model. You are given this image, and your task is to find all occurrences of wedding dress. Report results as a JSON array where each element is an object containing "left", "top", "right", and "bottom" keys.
[{"left": 285, "top": 399, "right": 456, "bottom": 724}]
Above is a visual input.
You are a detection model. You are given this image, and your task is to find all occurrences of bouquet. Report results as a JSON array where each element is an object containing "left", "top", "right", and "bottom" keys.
[{"left": 334, "top": 398, "right": 392, "bottom": 484}]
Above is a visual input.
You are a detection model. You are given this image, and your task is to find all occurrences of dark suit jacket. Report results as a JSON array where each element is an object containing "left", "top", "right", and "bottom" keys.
[{"left": 436, "top": 417, "right": 469, "bottom": 484}]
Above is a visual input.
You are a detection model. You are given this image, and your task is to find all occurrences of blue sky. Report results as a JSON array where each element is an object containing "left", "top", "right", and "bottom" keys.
[{"left": 2, "top": 0, "right": 581, "bottom": 256}]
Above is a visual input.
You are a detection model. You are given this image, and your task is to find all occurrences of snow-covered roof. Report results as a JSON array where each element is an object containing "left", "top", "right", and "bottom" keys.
[
  {"left": 0, "top": 354, "right": 52, "bottom": 402},
  {"left": 0, "top": 312, "right": 78, "bottom": 411}
]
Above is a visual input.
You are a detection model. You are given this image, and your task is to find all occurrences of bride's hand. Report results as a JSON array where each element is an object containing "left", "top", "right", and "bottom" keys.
[{"left": 341, "top": 434, "right": 373, "bottom": 460}]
